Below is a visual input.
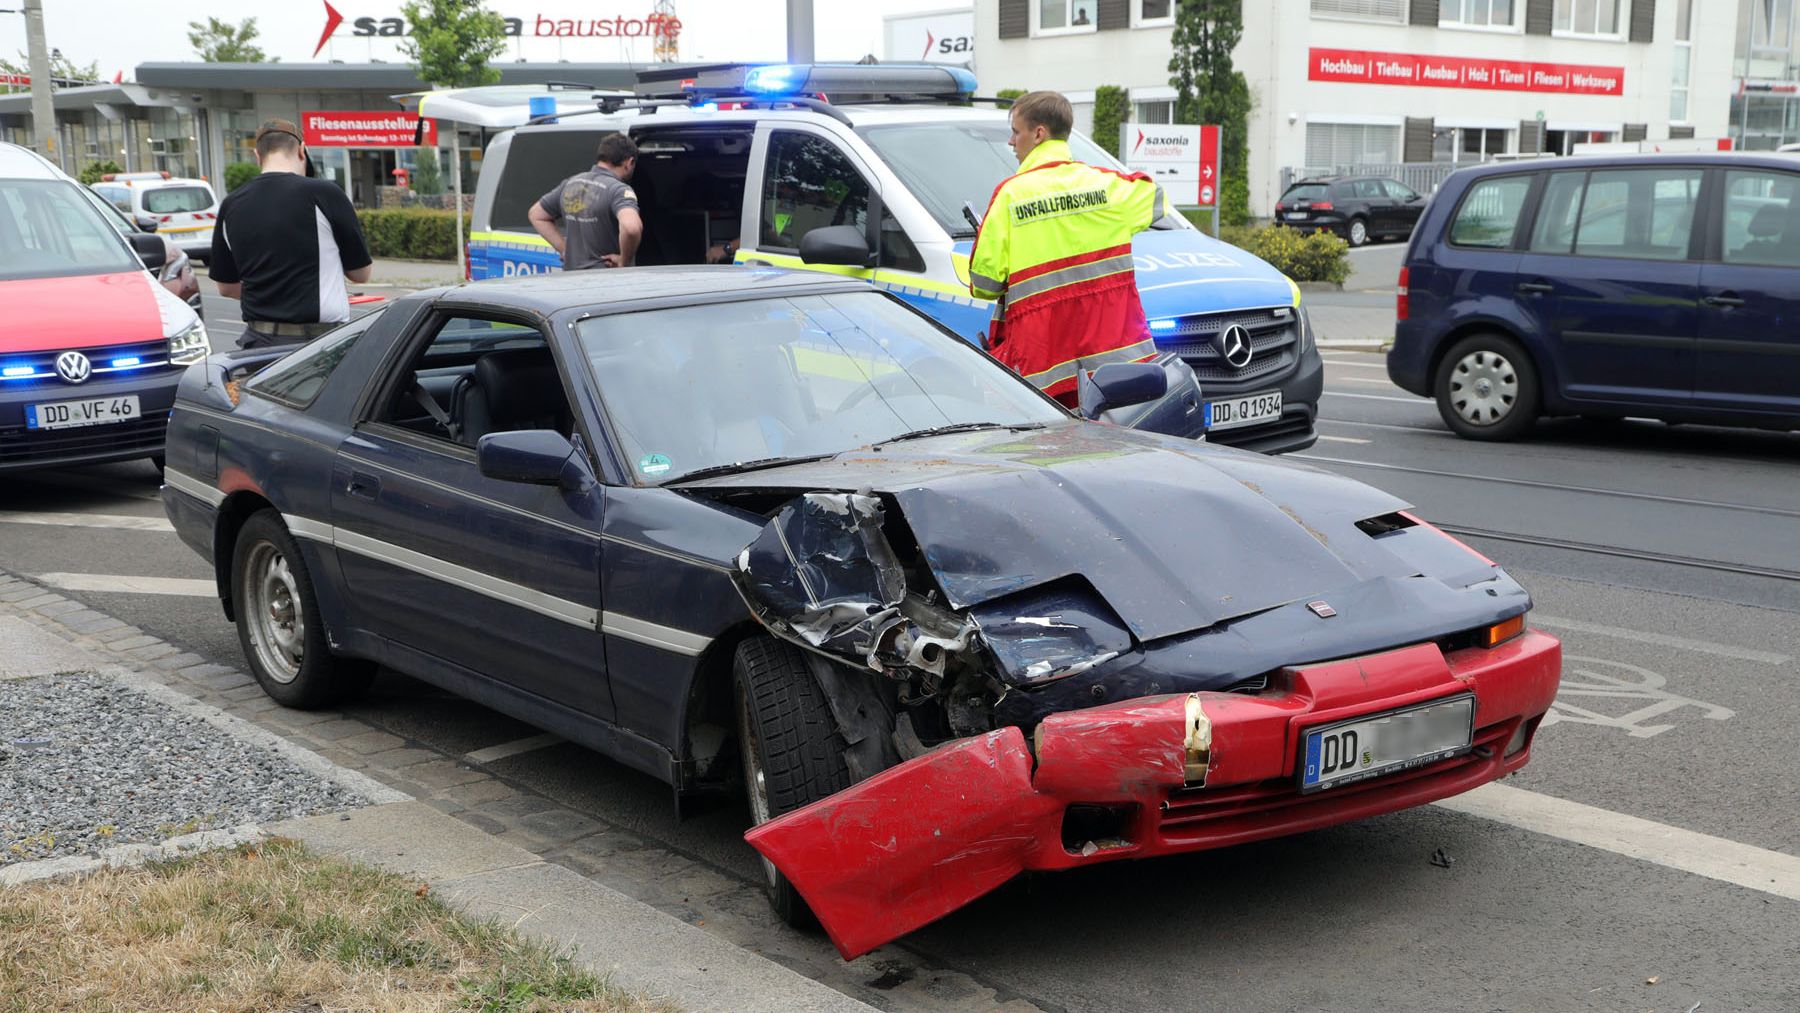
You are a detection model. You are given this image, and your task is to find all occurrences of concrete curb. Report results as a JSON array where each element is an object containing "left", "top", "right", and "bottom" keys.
[
  {"left": 1317, "top": 338, "right": 1390, "bottom": 351},
  {"left": 274, "top": 803, "right": 878, "bottom": 1013},
  {"left": 0, "top": 568, "right": 879, "bottom": 1013}
]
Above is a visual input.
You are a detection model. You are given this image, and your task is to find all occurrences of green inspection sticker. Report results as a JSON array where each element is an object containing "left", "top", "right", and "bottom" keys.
[{"left": 638, "top": 453, "right": 672, "bottom": 476}]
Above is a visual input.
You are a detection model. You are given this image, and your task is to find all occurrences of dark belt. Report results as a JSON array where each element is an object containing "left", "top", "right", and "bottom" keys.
[{"left": 243, "top": 320, "right": 338, "bottom": 338}]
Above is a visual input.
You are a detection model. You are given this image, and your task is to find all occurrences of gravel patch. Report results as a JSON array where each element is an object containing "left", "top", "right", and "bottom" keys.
[{"left": 1, "top": 672, "right": 360, "bottom": 864}]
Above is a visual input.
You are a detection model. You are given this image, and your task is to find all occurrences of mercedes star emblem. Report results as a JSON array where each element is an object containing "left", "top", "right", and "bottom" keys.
[
  {"left": 55, "top": 351, "right": 92, "bottom": 384},
  {"left": 1217, "top": 324, "right": 1254, "bottom": 369}
]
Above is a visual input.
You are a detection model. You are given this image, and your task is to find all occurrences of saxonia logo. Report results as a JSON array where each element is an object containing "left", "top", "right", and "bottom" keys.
[
  {"left": 313, "top": 1, "right": 682, "bottom": 58},
  {"left": 1132, "top": 130, "right": 1190, "bottom": 157},
  {"left": 921, "top": 28, "right": 972, "bottom": 59}
]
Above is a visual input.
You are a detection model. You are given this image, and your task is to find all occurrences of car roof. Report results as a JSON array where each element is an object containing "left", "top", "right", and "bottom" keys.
[
  {"left": 416, "top": 264, "right": 873, "bottom": 315},
  {"left": 516, "top": 101, "right": 1008, "bottom": 135},
  {"left": 0, "top": 142, "right": 70, "bottom": 181},
  {"left": 1453, "top": 151, "right": 1800, "bottom": 180}
]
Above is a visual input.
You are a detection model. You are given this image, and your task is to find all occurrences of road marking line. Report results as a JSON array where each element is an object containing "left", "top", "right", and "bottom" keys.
[
  {"left": 0, "top": 511, "right": 173, "bottom": 532},
  {"left": 1531, "top": 614, "right": 1790, "bottom": 666},
  {"left": 464, "top": 733, "right": 564, "bottom": 765},
  {"left": 1318, "top": 391, "right": 1431, "bottom": 405},
  {"left": 1318, "top": 418, "right": 1444, "bottom": 435},
  {"left": 1316, "top": 435, "right": 1372, "bottom": 444},
  {"left": 1435, "top": 783, "right": 1800, "bottom": 904},
  {"left": 32, "top": 573, "right": 216, "bottom": 597},
  {"left": 1320, "top": 356, "right": 1387, "bottom": 366},
  {"left": 1330, "top": 375, "right": 1398, "bottom": 386}
]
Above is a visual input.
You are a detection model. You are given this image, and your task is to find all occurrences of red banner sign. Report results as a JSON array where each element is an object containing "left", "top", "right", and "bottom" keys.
[
  {"left": 1310, "top": 48, "right": 1623, "bottom": 96},
  {"left": 301, "top": 110, "right": 437, "bottom": 148}
]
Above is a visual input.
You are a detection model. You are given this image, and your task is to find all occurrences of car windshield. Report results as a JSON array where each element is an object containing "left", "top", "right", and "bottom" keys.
[
  {"left": 0, "top": 179, "right": 141, "bottom": 281},
  {"left": 857, "top": 120, "right": 1183, "bottom": 238},
  {"left": 142, "top": 185, "right": 213, "bottom": 214},
  {"left": 576, "top": 290, "right": 1066, "bottom": 484},
  {"left": 1283, "top": 184, "right": 1329, "bottom": 202}
]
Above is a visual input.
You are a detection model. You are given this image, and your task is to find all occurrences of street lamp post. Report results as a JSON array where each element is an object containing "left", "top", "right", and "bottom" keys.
[{"left": 23, "top": 0, "right": 55, "bottom": 160}]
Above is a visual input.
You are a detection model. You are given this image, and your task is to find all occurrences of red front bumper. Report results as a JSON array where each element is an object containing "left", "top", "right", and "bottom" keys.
[{"left": 745, "top": 630, "right": 1562, "bottom": 959}]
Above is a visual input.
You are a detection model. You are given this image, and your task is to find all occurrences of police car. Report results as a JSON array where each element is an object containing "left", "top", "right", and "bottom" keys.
[
  {"left": 91, "top": 171, "right": 221, "bottom": 264},
  {"left": 454, "top": 65, "right": 1322, "bottom": 453}
]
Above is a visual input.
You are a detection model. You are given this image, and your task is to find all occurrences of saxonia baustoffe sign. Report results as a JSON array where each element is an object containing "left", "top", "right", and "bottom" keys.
[
  {"left": 313, "top": 0, "right": 682, "bottom": 58},
  {"left": 882, "top": 10, "right": 974, "bottom": 65},
  {"left": 1121, "top": 123, "right": 1219, "bottom": 208}
]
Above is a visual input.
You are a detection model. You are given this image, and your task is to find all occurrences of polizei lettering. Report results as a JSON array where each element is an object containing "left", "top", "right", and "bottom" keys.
[{"left": 1012, "top": 188, "right": 1109, "bottom": 223}]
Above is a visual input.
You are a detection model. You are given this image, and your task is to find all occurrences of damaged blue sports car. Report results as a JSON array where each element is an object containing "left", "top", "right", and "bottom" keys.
[{"left": 161, "top": 268, "right": 1561, "bottom": 959}]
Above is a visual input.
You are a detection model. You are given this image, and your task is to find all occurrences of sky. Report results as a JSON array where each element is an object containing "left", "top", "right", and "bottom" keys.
[{"left": 0, "top": 0, "right": 961, "bottom": 79}]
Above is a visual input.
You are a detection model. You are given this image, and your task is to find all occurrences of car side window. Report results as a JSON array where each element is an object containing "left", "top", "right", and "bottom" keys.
[
  {"left": 1573, "top": 169, "right": 1701, "bottom": 261},
  {"left": 94, "top": 185, "right": 130, "bottom": 212},
  {"left": 1529, "top": 172, "right": 1586, "bottom": 254},
  {"left": 375, "top": 314, "right": 569, "bottom": 449},
  {"left": 1382, "top": 180, "right": 1417, "bottom": 201},
  {"left": 757, "top": 130, "right": 924, "bottom": 271},
  {"left": 1356, "top": 179, "right": 1385, "bottom": 200},
  {"left": 1721, "top": 169, "right": 1800, "bottom": 268},
  {"left": 245, "top": 313, "right": 380, "bottom": 409},
  {"left": 1448, "top": 176, "right": 1534, "bottom": 248}
]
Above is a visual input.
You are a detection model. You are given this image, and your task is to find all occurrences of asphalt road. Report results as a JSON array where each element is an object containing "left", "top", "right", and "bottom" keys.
[{"left": 3, "top": 304, "right": 1798, "bottom": 1010}]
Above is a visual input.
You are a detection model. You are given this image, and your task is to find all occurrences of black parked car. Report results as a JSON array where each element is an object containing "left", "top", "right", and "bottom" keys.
[{"left": 1276, "top": 175, "right": 1426, "bottom": 247}]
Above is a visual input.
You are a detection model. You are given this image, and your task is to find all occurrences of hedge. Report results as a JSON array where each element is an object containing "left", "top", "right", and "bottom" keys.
[
  {"left": 355, "top": 208, "right": 472, "bottom": 261},
  {"left": 225, "top": 162, "right": 260, "bottom": 193},
  {"left": 1217, "top": 224, "right": 1350, "bottom": 286}
]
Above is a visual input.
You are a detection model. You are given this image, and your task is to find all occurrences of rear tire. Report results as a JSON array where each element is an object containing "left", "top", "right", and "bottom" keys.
[
  {"left": 231, "top": 510, "right": 373, "bottom": 708},
  {"left": 1347, "top": 217, "right": 1369, "bottom": 247},
  {"left": 1434, "top": 333, "right": 1540, "bottom": 441},
  {"left": 734, "top": 636, "right": 853, "bottom": 929}
]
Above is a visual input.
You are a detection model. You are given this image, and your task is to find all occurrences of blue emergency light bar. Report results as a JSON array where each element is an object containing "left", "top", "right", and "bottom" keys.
[
  {"left": 637, "top": 63, "right": 978, "bottom": 103},
  {"left": 1149, "top": 319, "right": 1179, "bottom": 332},
  {"left": 110, "top": 357, "right": 142, "bottom": 368},
  {"left": 2, "top": 365, "right": 34, "bottom": 378}
]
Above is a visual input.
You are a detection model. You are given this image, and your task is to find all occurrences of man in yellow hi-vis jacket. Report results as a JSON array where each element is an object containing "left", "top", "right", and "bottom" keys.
[{"left": 969, "top": 90, "right": 1165, "bottom": 406}]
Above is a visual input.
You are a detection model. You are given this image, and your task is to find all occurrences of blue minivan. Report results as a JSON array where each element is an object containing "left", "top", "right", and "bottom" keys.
[{"left": 1389, "top": 153, "right": 1800, "bottom": 440}]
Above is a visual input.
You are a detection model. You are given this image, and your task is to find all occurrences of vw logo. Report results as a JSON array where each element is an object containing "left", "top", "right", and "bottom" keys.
[
  {"left": 55, "top": 351, "right": 92, "bottom": 384},
  {"left": 1216, "top": 324, "right": 1254, "bottom": 369}
]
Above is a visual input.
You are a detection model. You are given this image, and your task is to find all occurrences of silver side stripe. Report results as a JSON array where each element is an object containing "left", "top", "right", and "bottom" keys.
[
  {"left": 162, "top": 468, "right": 226, "bottom": 508},
  {"left": 281, "top": 514, "right": 709, "bottom": 655}
]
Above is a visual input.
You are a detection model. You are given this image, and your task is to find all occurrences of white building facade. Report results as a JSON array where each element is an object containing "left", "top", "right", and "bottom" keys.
[{"left": 973, "top": 0, "right": 1733, "bottom": 214}]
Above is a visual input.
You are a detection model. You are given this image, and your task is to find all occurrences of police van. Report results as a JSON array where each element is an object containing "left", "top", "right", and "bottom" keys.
[{"left": 457, "top": 65, "right": 1322, "bottom": 453}]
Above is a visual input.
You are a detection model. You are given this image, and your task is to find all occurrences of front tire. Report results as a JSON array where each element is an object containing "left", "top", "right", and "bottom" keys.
[
  {"left": 231, "top": 510, "right": 372, "bottom": 708},
  {"left": 1434, "top": 333, "right": 1540, "bottom": 441},
  {"left": 1347, "top": 217, "right": 1369, "bottom": 247},
  {"left": 734, "top": 636, "right": 853, "bottom": 929}
]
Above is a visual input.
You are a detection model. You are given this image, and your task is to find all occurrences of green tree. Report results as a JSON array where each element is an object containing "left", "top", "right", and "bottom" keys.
[
  {"left": 1168, "top": 0, "right": 1251, "bottom": 223},
  {"left": 400, "top": 0, "right": 508, "bottom": 89},
  {"left": 0, "top": 50, "right": 100, "bottom": 85},
  {"left": 410, "top": 148, "right": 445, "bottom": 195},
  {"left": 224, "top": 162, "right": 260, "bottom": 193},
  {"left": 1091, "top": 85, "right": 1129, "bottom": 159},
  {"left": 77, "top": 160, "right": 123, "bottom": 185},
  {"left": 399, "top": 0, "right": 508, "bottom": 274},
  {"left": 187, "top": 17, "right": 274, "bottom": 63},
  {"left": 995, "top": 88, "right": 1025, "bottom": 102}
]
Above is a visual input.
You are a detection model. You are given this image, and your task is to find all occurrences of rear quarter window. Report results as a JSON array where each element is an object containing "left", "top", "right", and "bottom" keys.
[
  {"left": 1448, "top": 176, "right": 1535, "bottom": 249},
  {"left": 244, "top": 313, "right": 379, "bottom": 409}
]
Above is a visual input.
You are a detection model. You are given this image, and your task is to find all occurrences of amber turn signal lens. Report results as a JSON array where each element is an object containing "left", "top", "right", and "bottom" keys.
[{"left": 1480, "top": 614, "right": 1526, "bottom": 648}]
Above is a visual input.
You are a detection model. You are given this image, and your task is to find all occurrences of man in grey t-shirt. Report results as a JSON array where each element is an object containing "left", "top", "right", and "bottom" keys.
[{"left": 529, "top": 132, "right": 644, "bottom": 270}]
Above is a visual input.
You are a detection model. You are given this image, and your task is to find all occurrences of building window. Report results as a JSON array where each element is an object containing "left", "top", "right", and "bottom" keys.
[
  {"left": 1136, "top": 0, "right": 1174, "bottom": 26},
  {"left": 1134, "top": 100, "right": 1174, "bottom": 124},
  {"left": 1434, "top": 126, "right": 1511, "bottom": 162},
  {"left": 1553, "top": 0, "right": 1620, "bottom": 36},
  {"left": 1440, "top": 0, "right": 1515, "bottom": 27},
  {"left": 1305, "top": 122, "right": 1402, "bottom": 167},
  {"left": 1751, "top": 0, "right": 1794, "bottom": 50},
  {"left": 1310, "top": 0, "right": 1406, "bottom": 23},
  {"left": 1541, "top": 129, "right": 1617, "bottom": 155},
  {"left": 1036, "top": 0, "right": 1099, "bottom": 34}
]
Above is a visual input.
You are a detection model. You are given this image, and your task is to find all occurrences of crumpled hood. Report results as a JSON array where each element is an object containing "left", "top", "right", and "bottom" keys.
[{"left": 686, "top": 423, "right": 1414, "bottom": 642}]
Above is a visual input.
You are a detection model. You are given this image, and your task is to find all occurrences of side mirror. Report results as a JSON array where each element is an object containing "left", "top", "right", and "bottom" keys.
[
  {"left": 476, "top": 430, "right": 585, "bottom": 489},
  {"left": 798, "top": 225, "right": 875, "bottom": 268},
  {"left": 128, "top": 232, "right": 167, "bottom": 271},
  {"left": 1078, "top": 361, "right": 1168, "bottom": 420},
  {"left": 133, "top": 213, "right": 161, "bottom": 232}
]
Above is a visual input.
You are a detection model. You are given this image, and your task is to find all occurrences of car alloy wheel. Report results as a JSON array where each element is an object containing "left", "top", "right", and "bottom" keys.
[
  {"left": 243, "top": 541, "right": 305, "bottom": 684},
  {"left": 734, "top": 683, "right": 783, "bottom": 894},
  {"left": 1348, "top": 218, "right": 1368, "bottom": 246},
  {"left": 1448, "top": 349, "right": 1519, "bottom": 427}
]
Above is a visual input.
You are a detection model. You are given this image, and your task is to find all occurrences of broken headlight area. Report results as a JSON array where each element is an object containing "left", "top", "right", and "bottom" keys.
[{"left": 733, "top": 491, "right": 1148, "bottom": 748}]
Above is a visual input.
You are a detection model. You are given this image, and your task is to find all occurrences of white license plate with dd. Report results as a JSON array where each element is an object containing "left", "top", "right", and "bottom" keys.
[
  {"left": 26, "top": 395, "right": 141, "bottom": 431},
  {"left": 1204, "top": 390, "right": 1281, "bottom": 431},
  {"left": 1284, "top": 212, "right": 1309, "bottom": 220},
  {"left": 1299, "top": 694, "right": 1475, "bottom": 792}
]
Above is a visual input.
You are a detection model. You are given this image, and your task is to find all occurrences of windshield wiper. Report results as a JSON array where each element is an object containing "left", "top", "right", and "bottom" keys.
[
  {"left": 665, "top": 453, "right": 838, "bottom": 484},
  {"left": 877, "top": 421, "right": 1043, "bottom": 446}
]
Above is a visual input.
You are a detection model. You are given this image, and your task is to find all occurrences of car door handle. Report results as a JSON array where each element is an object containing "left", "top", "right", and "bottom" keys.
[
  {"left": 1703, "top": 293, "right": 1745, "bottom": 308},
  {"left": 345, "top": 471, "right": 380, "bottom": 500},
  {"left": 1516, "top": 282, "right": 1555, "bottom": 295}
]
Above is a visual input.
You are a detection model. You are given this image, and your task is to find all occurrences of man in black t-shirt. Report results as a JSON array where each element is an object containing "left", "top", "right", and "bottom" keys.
[{"left": 210, "top": 119, "right": 374, "bottom": 348}]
